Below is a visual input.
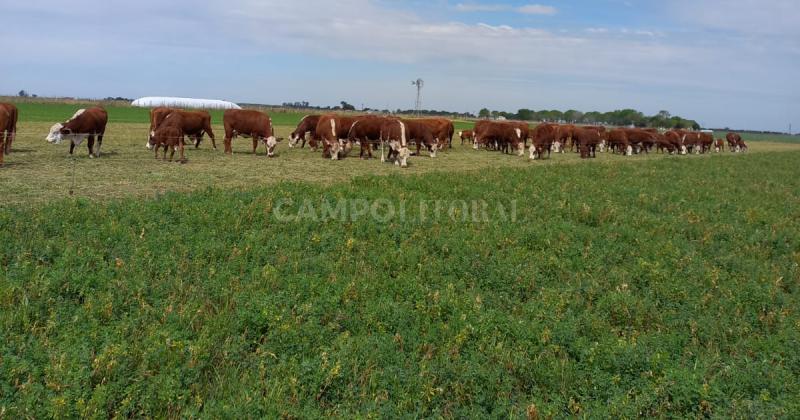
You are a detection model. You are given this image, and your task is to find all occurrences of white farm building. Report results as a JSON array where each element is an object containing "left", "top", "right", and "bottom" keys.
[{"left": 131, "top": 97, "right": 242, "bottom": 110}]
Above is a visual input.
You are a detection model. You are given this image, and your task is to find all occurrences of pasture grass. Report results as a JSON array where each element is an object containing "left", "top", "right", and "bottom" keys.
[
  {"left": 3, "top": 116, "right": 800, "bottom": 206},
  {"left": 1, "top": 151, "right": 799, "bottom": 417}
]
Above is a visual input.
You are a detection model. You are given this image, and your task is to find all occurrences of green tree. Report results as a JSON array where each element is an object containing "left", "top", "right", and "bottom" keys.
[{"left": 478, "top": 108, "right": 491, "bottom": 119}]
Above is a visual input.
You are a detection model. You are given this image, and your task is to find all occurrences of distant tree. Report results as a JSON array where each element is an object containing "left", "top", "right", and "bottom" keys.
[
  {"left": 340, "top": 101, "right": 355, "bottom": 111},
  {"left": 18, "top": 90, "right": 29, "bottom": 97},
  {"left": 516, "top": 109, "right": 534, "bottom": 121},
  {"left": 478, "top": 108, "right": 491, "bottom": 119},
  {"left": 564, "top": 110, "right": 583, "bottom": 123}
]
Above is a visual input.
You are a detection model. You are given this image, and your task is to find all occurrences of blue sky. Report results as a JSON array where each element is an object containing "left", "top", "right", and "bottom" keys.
[{"left": 1, "top": 0, "right": 797, "bottom": 131}]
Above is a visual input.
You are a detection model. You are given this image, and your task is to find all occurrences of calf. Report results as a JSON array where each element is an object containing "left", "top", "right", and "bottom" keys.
[
  {"left": 289, "top": 115, "right": 322, "bottom": 149},
  {"left": 148, "top": 113, "right": 186, "bottom": 162},
  {"left": 150, "top": 109, "right": 216, "bottom": 149},
  {"left": 458, "top": 129, "right": 474, "bottom": 145},
  {"left": 223, "top": 109, "right": 278, "bottom": 156},
  {"left": 46, "top": 107, "right": 108, "bottom": 157}
]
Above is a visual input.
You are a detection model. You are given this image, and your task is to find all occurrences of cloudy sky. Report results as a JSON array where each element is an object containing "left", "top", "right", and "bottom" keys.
[{"left": 1, "top": 0, "right": 798, "bottom": 131}]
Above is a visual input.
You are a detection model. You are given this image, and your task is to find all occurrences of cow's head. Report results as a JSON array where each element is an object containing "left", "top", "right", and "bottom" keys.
[
  {"left": 288, "top": 131, "right": 303, "bottom": 148},
  {"left": 328, "top": 140, "right": 342, "bottom": 160},
  {"left": 46, "top": 123, "right": 65, "bottom": 144},
  {"left": 264, "top": 135, "right": 278, "bottom": 157}
]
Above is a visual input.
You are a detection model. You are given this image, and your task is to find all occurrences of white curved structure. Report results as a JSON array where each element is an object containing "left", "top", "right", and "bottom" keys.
[{"left": 131, "top": 97, "right": 242, "bottom": 110}]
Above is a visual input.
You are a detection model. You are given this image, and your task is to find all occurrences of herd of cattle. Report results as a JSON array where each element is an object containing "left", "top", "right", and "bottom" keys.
[{"left": 0, "top": 103, "right": 749, "bottom": 167}]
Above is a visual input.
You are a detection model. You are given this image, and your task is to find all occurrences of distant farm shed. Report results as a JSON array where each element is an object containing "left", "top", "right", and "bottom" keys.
[{"left": 131, "top": 97, "right": 242, "bottom": 110}]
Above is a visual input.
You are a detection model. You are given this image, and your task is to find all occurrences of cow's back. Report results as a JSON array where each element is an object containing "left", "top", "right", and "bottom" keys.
[
  {"left": 225, "top": 109, "right": 271, "bottom": 137},
  {"left": 66, "top": 107, "right": 107, "bottom": 133}
]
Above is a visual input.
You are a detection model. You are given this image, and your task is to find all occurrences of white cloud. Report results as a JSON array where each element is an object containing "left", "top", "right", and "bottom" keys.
[
  {"left": 517, "top": 4, "right": 557, "bottom": 15},
  {"left": 454, "top": 2, "right": 557, "bottom": 15},
  {"left": 454, "top": 3, "right": 508, "bottom": 12}
]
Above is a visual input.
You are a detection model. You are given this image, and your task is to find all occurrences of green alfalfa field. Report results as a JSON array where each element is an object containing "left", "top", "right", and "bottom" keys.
[{"left": 1, "top": 101, "right": 800, "bottom": 417}]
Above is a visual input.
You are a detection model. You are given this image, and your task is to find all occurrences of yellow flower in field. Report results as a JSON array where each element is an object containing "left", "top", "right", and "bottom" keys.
[{"left": 346, "top": 237, "right": 355, "bottom": 249}]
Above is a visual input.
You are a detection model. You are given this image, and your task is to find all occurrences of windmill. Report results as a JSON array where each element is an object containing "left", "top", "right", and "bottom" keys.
[{"left": 411, "top": 78, "right": 424, "bottom": 116}]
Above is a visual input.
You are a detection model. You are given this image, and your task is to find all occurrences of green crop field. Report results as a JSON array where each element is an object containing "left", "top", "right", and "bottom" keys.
[{"left": 1, "top": 102, "right": 800, "bottom": 417}]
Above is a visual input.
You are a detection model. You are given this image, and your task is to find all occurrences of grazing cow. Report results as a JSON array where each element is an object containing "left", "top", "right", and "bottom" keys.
[
  {"left": 401, "top": 119, "right": 440, "bottom": 157},
  {"left": 607, "top": 129, "right": 631, "bottom": 155},
  {"left": 473, "top": 121, "right": 524, "bottom": 155},
  {"left": 682, "top": 132, "right": 702, "bottom": 154},
  {"left": 624, "top": 128, "right": 657, "bottom": 154},
  {"left": 714, "top": 138, "right": 725, "bottom": 153},
  {"left": 458, "top": 129, "right": 474, "bottom": 145},
  {"left": 697, "top": 132, "right": 714, "bottom": 154},
  {"left": 553, "top": 124, "right": 576, "bottom": 153},
  {"left": 222, "top": 109, "right": 278, "bottom": 156},
  {"left": 46, "top": 107, "right": 108, "bottom": 157},
  {"left": 347, "top": 115, "right": 394, "bottom": 159},
  {"left": 148, "top": 112, "right": 186, "bottom": 162},
  {"left": 316, "top": 114, "right": 359, "bottom": 160},
  {"left": 574, "top": 127, "right": 602, "bottom": 158},
  {"left": 528, "top": 123, "right": 558, "bottom": 160},
  {"left": 149, "top": 107, "right": 174, "bottom": 139},
  {"left": 0, "top": 103, "right": 18, "bottom": 165},
  {"left": 727, "top": 132, "right": 747, "bottom": 152},
  {"left": 664, "top": 131, "right": 687, "bottom": 155},
  {"left": 416, "top": 118, "right": 455, "bottom": 150},
  {"left": 379, "top": 119, "right": 411, "bottom": 167},
  {"left": 149, "top": 108, "right": 215, "bottom": 149},
  {"left": 289, "top": 115, "right": 322, "bottom": 149}
]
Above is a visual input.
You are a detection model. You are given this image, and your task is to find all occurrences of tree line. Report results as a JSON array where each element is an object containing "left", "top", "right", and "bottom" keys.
[{"left": 478, "top": 108, "right": 701, "bottom": 130}]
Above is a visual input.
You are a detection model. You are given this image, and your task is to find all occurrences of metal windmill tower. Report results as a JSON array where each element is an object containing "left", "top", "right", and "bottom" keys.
[{"left": 412, "top": 78, "right": 424, "bottom": 116}]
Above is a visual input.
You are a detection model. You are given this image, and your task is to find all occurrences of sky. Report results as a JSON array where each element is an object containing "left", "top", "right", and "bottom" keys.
[{"left": 1, "top": 0, "right": 798, "bottom": 131}]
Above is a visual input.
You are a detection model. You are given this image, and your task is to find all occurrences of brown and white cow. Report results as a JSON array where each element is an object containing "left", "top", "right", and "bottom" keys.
[
  {"left": 222, "top": 109, "right": 278, "bottom": 156},
  {"left": 553, "top": 124, "right": 576, "bottom": 153},
  {"left": 528, "top": 123, "right": 558, "bottom": 160},
  {"left": 726, "top": 132, "right": 747, "bottom": 152},
  {"left": 574, "top": 127, "right": 602, "bottom": 159},
  {"left": 664, "top": 130, "right": 688, "bottom": 155},
  {"left": 714, "top": 138, "right": 725, "bottom": 153},
  {"left": 46, "top": 107, "right": 108, "bottom": 157},
  {"left": 379, "top": 119, "right": 412, "bottom": 167},
  {"left": 402, "top": 119, "right": 441, "bottom": 158},
  {"left": 149, "top": 109, "right": 215, "bottom": 149},
  {"left": 624, "top": 128, "right": 657, "bottom": 154},
  {"left": 458, "top": 129, "right": 474, "bottom": 145},
  {"left": 148, "top": 112, "right": 186, "bottom": 162},
  {"left": 316, "top": 114, "right": 358, "bottom": 160},
  {"left": 415, "top": 118, "right": 454, "bottom": 151},
  {"left": 607, "top": 129, "right": 631, "bottom": 155},
  {"left": 289, "top": 115, "right": 322, "bottom": 149},
  {"left": 347, "top": 115, "right": 395, "bottom": 159},
  {"left": 473, "top": 121, "right": 524, "bottom": 155},
  {"left": 0, "top": 103, "right": 18, "bottom": 165}
]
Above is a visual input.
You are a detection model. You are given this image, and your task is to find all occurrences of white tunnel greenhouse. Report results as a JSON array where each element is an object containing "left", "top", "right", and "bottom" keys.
[{"left": 131, "top": 97, "right": 242, "bottom": 110}]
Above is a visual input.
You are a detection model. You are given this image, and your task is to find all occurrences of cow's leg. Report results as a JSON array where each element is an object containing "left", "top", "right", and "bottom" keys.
[
  {"left": 69, "top": 140, "right": 76, "bottom": 155},
  {"left": 252, "top": 138, "right": 258, "bottom": 155},
  {"left": 154, "top": 144, "right": 160, "bottom": 159},
  {"left": 87, "top": 135, "right": 96, "bottom": 158},
  {"left": 194, "top": 135, "right": 202, "bottom": 149},
  {"left": 95, "top": 132, "right": 103, "bottom": 157},
  {"left": 179, "top": 142, "right": 185, "bottom": 162}
]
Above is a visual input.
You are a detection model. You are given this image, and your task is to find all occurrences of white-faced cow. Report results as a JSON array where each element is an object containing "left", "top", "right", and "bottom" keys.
[
  {"left": 316, "top": 114, "right": 359, "bottom": 160},
  {"left": 458, "top": 129, "right": 474, "bottom": 145},
  {"left": 46, "top": 107, "right": 108, "bottom": 157},
  {"left": 289, "top": 115, "right": 322, "bottom": 149},
  {"left": 347, "top": 115, "right": 395, "bottom": 160},
  {"left": 528, "top": 123, "right": 557, "bottom": 160},
  {"left": 379, "top": 119, "right": 412, "bottom": 167},
  {"left": 473, "top": 121, "right": 524, "bottom": 156},
  {"left": 223, "top": 109, "right": 278, "bottom": 156},
  {"left": 0, "top": 103, "right": 18, "bottom": 165}
]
